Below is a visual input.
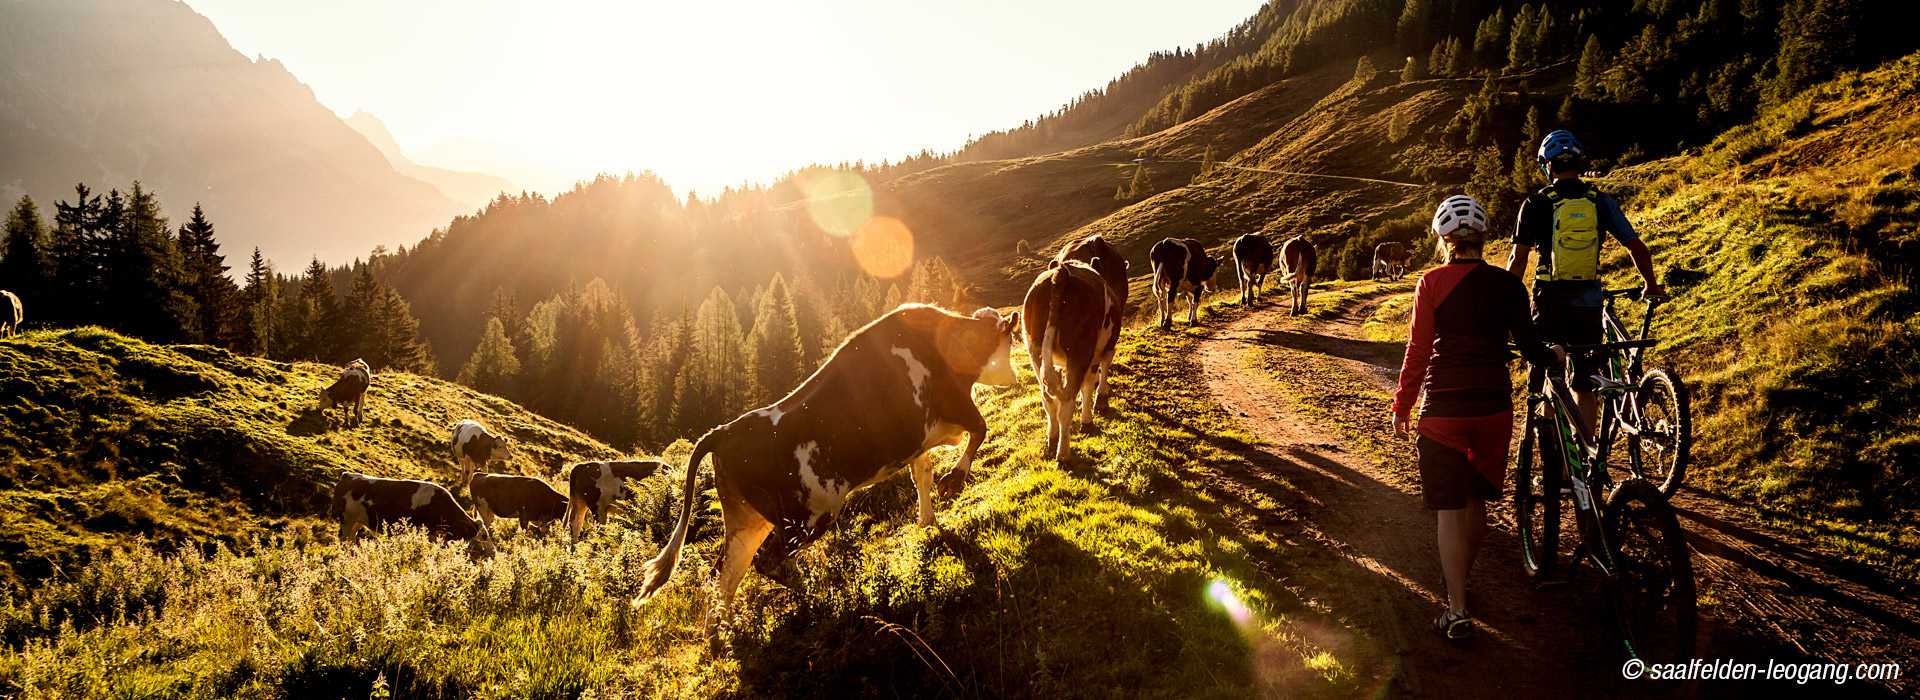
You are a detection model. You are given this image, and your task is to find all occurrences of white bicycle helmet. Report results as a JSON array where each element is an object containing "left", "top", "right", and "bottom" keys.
[{"left": 1431, "top": 194, "right": 1489, "bottom": 240}]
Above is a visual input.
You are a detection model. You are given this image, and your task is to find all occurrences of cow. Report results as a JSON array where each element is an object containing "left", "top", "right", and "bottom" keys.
[
  {"left": 1280, "top": 236, "right": 1318, "bottom": 316},
  {"left": 1372, "top": 241, "right": 1410, "bottom": 281},
  {"left": 1, "top": 290, "right": 20, "bottom": 338},
  {"left": 564, "top": 459, "right": 667, "bottom": 539},
  {"left": 470, "top": 472, "right": 569, "bottom": 534},
  {"left": 1232, "top": 233, "right": 1275, "bottom": 306},
  {"left": 1022, "top": 259, "right": 1117, "bottom": 462},
  {"left": 1054, "top": 235, "right": 1127, "bottom": 414},
  {"left": 1149, "top": 238, "right": 1218, "bottom": 328},
  {"left": 332, "top": 472, "right": 495, "bottom": 555},
  {"left": 634, "top": 304, "right": 1019, "bottom": 614},
  {"left": 315, "top": 359, "right": 372, "bottom": 427},
  {"left": 451, "top": 419, "right": 513, "bottom": 489}
]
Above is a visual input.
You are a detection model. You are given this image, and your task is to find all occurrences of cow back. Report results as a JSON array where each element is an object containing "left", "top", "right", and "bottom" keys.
[
  {"left": 1234, "top": 234, "right": 1275, "bottom": 269},
  {"left": 1023, "top": 261, "right": 1112, "bottom": 364},
  {"left": 1180, "top": 239, "right": 1218, "bottom": 284},
  {"left": 472, "top": 473, "right": 567, "bottom": 520},
  {"left": 1282, "top": 237, "right": 1316, "bottom": 274},
  {"left": 1056, "top": 235, "right": 1128, "bottom": 304}
]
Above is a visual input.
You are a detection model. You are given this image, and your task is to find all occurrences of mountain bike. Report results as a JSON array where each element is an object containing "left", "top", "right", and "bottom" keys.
[
  {"left": 1514, "top": 341, "right": 1697, "bottom": 665},
  {"left": 1598, "top": 288, "right": 1692, "bottom": 497}
]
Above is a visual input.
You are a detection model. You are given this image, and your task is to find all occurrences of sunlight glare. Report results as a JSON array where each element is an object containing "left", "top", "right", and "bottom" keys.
[
  {"left": 852, "top": 215, "right": 915, "bottom": 279},
  {"left": 1208, "top": 578, "right": 1254, "bottom": 630},
  {"left": 799, "top": 169, "right": 874, "bottom": 237}
]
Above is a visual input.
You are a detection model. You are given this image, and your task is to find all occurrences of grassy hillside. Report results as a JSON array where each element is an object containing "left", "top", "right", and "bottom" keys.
[
  {"left": 1594, "top": 53, "right": 1920, "bottom": 576},
  {"left": 0, "top": 327, "right": 621, "bottom": 587},
  {"left": 1, "top": 315, "right": 1391, "bottom": 698}
]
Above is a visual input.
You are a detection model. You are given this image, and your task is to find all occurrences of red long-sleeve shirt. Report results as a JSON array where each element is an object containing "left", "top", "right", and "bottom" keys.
[{"left": 1393, "top": 259, "right": 1555, "bottom": 421}]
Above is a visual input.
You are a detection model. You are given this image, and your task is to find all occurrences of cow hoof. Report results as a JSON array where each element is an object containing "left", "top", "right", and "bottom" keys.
[{"left": 936, "top": 471, "right": 968, "bottom": 499}]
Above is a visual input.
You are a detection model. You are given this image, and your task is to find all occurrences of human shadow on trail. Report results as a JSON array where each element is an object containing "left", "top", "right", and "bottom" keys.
[
  {"left": 1676, "top": 504, "right": 1920, "bottom": 641},
  {"left": 1237, "top": 328, "right": 1401, "bottom": 367}
]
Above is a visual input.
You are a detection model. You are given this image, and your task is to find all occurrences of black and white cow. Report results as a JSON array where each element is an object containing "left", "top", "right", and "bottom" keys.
[
  {"left": 1, "top": 290, "right": 20, "bottom": 338},
  {"left": 1232, "top": 233, "right": 1275, "bottom": 305},
  {"left": 316, "top": 359, "right": 372, "bottom": 427},
  {"left": 564, "top": 459, "right": 667, "bottom": 539},
  {"left": 1149, "top": 237, "right": 1218, "bottom": 328},
  {"left": 470, "top": 472, "right": 569, "bottom": 534},
  {"left": 635, "top": 304, "right": 1018, "bottom": 612},
  {"left": 1021, "top": 259, "right": 1117, "bottom": 462},
  {"left": 451, "top": 419, "right": 512, "bottom": 488},
  {"left": 1053, "top": 235, "right": 1127, "bottom": 415},
  {"left": 332, "top": 472, "right": 494, "bottom": 554}
]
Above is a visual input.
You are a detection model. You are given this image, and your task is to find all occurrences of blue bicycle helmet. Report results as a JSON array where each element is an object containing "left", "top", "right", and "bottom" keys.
[{"left": 1536, "top": 129, "right": 1585, "bottom": 176}]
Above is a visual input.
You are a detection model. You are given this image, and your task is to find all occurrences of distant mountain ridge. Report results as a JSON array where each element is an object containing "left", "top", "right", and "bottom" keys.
[
  {"left": 0, "top": 0, "right": 477, "bottom": 266},
  {"left": 343, "top": 110, "right": 518, "bottom": 210}
]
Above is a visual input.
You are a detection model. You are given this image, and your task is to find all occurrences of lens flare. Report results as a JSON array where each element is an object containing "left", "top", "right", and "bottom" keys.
[
  {"left": 799, "top": 169, "right": 873, "bottom": 237},
  {"left": 1208, "top": 578, "right": 1254, "bottom": 629},
  {"left": 852, "top": 215, "right": 914, "bottom": 279}
]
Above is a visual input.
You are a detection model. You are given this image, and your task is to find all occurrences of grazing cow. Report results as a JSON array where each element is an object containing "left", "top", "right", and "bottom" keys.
[
  {"left": 1022, "top": 259, "right": 1117, "bottom": 462},
  {"left": 332, "top": 472, "right": 494, "bottom": 554},
  {"left": 316, "top": 359, "right": 372, "bottom": 427},
  {"left": 1279, "top": 236, "right": 1318, "bottom": 316},
  {"left": 1372, "top": 242, "right": 1410, "bottom": 281},
  {"left": 1232, "top": 233, "right": 1276, "bottom": 305},
  {"left": 635, "top": 304, "right": 1019, "bottom": 612},
  {"left": 470, "top": 472, "right": 569, "bottom": 534},
  {"left": 451, "top": 419, "right": 513, "bottom": 488},
  {"left": 1054, "top": 235, "right": 1128, "bottom": 414},
  {"left": 565, "top": 459, "right": 667, "bottom": 539},
  {"left": 1149, "top": 238, "right": 1218, "bottom": 328},
  {"left": 1, "top": 290, "right": 20, "bottom": 337}
]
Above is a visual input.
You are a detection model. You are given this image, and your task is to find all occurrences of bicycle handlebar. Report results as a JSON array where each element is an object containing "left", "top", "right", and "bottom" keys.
[
  {"left": 1605, "top": 287, "right": 1670, "bottom": 304},
  {"left": 1564, "top": 339, "right": 1658, "bottom": 355}
]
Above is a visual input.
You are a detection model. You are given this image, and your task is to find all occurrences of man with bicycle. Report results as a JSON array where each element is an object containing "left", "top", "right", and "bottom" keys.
[{"left": 1506, "top": 130, "right": 1664, "bottom": 432}]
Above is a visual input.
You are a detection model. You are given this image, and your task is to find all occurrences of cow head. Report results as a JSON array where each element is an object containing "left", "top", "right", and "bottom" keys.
[
  {"left": 1197, "top": 255, "right": 1221, "bottom": 293},
  {"left": 315, "top": 386, "right": 336, "bottom": 411},
  {"left": 486, "top": 435, "right": 513, "bottom": 464},
  {"left": 971, "top": 307, "right": 1019, "bottom": 386},
  {"left": 467, "top": 519, "right": 497, "bottom": 557}
]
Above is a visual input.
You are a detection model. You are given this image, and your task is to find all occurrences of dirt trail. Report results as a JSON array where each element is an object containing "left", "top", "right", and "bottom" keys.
[{"left": 1193, "top": 284, "right": 1917, "bottom": 698}]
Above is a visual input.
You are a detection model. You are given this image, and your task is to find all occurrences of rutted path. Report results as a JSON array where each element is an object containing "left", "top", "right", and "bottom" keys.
[{"left": 1190, "top": 283, "right": 1917, "bottom": 698}]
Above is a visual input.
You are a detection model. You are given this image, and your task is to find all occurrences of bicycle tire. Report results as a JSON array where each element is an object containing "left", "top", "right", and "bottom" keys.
[
  {"left": 1515, "top": 410, "right": 1561, "bottom": 581},
  {"left": 1602, "top": 479, "right": 1697, "bottom": 666},
  {"left": 1626, "top": 369, "right": 1692, "bottom": 497}
]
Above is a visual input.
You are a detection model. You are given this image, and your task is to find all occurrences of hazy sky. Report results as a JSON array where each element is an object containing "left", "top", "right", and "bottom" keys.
[{"left": 186, "top": 0, "right": 1262, "bottom": 196}]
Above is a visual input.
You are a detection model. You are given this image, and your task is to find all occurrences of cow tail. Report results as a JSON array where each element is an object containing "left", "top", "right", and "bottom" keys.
[
  {"left": 1038, "top": 262, "right": 1070, "bottom": 393},
  {"left": 636, "top": 428, "right": 719, "bottom": 602}
]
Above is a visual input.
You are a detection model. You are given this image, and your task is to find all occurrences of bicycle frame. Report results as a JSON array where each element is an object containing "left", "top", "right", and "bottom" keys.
[{"left": 1531, "top": 372, "right": 1626, "bottom": 578}]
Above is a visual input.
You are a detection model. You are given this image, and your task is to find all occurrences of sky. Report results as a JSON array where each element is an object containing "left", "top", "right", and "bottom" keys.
[{"left": 186, "top": 0, "right": 1263, "bottom": 197}]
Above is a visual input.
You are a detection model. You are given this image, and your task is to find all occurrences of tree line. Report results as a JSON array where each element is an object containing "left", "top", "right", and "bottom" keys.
[{"left": 1, "top": 183, "right": 435, "bottom": 373}]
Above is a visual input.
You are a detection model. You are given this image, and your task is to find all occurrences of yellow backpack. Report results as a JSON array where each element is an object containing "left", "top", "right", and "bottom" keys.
[{"left": 1544, "top": 190, "right": 1602, "bottom": 281}]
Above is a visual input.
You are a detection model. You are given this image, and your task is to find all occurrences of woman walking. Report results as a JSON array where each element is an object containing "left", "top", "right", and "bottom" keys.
[{"left": 1390, "top": 194, "right": 1559, "bottom": 641}]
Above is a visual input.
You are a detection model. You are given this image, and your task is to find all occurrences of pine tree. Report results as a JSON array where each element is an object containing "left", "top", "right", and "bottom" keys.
[
  {"left": 1403, "top": 54, "right": 1426, "bottom": 82},
  {"left": 1574, "top": 35, "right": 1607, "bottom": 99},
  {"left": 1447, "top": 36, "right": 1472, "bottom": 77},
  {"left": 747, "top": 273, "right": 805, "bottom": 405},
  {"left": 2, "top": 196, "right": 51, "bottom": 309},
  {"left": 343, "top": 264, "right": 381, "bottom": 361},
  {"left": 1557, "top": 94, "right": 1579, "bottom": 130},
  {"left": 371, "top": 285, "right": 434, "bottom": 374},
  {"left": 1428, "top": 39, "right": 1453, "bottom": 78},
  {"left": 1508, "top": 5, "right": 1539, "bottom": 70},
  {"left": 296, "top": 258, "right": 339, "bottom": 361},
  {"left": 106, "top": 183, "right": 197, "bottom": 342},
  {"left": 49, "top": 184, "right": 107, "bottom": 325},
  {"left": 1472, "top": 8, "right": 1508, "bottom": 70},
  {"left": 1511, "top": 106, "right": 1544, "bottom": 192},
  {"left": 1531, "top": 9, "right": 1557, "bottom": 63},
  {"left": 673, "top": 287, "right": 749, "bottom": 435},
  {"left": 1397, "top": 0, "right": 1432, "bottom": 53},
  {"left": 1467, "top": 145, "right": 1513, "bottom": 230},
  {"left": 176, "top": 204, "right": 239, "bottom": 346},
  {"left": 240, "top": 248, "right": 276, "bottom": 355},
  {"left": 457, "top": 316, "right": 521, "bottom": 394}
]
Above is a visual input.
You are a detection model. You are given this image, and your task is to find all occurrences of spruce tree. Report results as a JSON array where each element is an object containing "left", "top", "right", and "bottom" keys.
[
  {"left": 241, "top": 248, "right": 276, "bottom": 355},
  {"left": 1575, "top": 35, "right": 1607, "bottom": 99},
  {"left": 49, "top": 184, "right": 107, "bottom": 325},
  {"left": 1429, "top": 39, "right": 1454, "bottom": 78},
  {"left": 747, "top": 273, "right": 806, "bottom": 405},
  {"left": 457, "top": 316, "right": 521, "bottom": 395},
  {"left": 343, "top": 264, "right": 381, "bottom": 361},
  {"left": 1397, "top": 0, "right": 1431, "bottom": 54},
  {"left": 2, "top": 196, "right": 51, "bottom": 308},
  {"left": 673, "top": 287, "right": 748, "bottom": 435},
  {"left": 1511, "top": 106, "right": 1545, "bottom": 192},
  {"left": 1472, "top": 8, "right": 1508, "bottom": 70},
  {"left": 107, "top": 183, "right": 197, "bottom": 342},
  {"left": 1467, "top": 145, "right": 1513, "bottom": 230},
  {"left": 177, "top": 204, "right": 239, "bottom": 346},
  {"left": 372, "top": 285, "right": 434, "bottom": 373},
  {"left": 296, "top": 258, "right": 339, "bottom": 361},
  {"left": 1508, "top": 5, "right": 1539, "bottom": 70}
]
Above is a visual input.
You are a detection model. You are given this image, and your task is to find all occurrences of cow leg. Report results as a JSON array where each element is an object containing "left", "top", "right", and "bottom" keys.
[
  {"left": 476, "top": 499, "right": 496, "bottom": 531},
  {"left": 936, "top": 400, "right": 987, "bottom": 499},
  {"left": 910, "top": 451, "right": 939, "bottom": 527},
  {"left": 1187, "top": 289, "right": 1200, "bottom": 325},
  {"left": 1058, "top": 361, "right": 1091, "bottom": 461},
  {"left": 1236, "top": 260, "right": 1249, "bottom": 305},
  {"left": 712, "top": 496, "right": 774, "bottom": 625},
  {"left": 568, "top": 496, "right": 591, "bottom": 540}
]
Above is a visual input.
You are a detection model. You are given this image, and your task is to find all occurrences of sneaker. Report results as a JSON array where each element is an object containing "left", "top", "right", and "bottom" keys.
[{"left": 1433, "top": 608, "right": 1473, "bottom": 642}]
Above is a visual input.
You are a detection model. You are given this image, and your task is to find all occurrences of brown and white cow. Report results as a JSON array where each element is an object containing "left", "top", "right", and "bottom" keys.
[
  {"left": 1372, "top": 241, "right": 1409, "bottom": 281},
  {"left": 1054, "top": 235, "right": 1128, "bottom": 414},
  {"left": 1232, "top": 233, "right": 1276, "bottom": 306},
  {"left": 332, "top": 472, "right": 495, "bottom": 555},
  {"left": 564, "top": 459, "right": 667, "bottom": 539},
  {"left": 470, "top": 472, "right": 569, "bottom": 534},
  {"left": 1021, "top": 259, "right": 1117, "bottom": 462},
  {"left": 451, "top": 419, "right": 512, "bottom": 488},
  {"left": 316, "top": 359, "right": 372, "bottom": 427},
  {"left": 1150, "top": 237, "right": 1218, "bottom": 328},
  {"left": 1280, "top": 236, "right": 1318, "bottom": 316},
  {"left": 1, "top": 290, "right": 20, "bottom": 338},
  {"left": 635, "top": 304, "right": 1018, "bottom": 611}
]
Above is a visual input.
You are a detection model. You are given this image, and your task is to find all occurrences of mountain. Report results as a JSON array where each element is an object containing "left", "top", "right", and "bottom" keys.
[
  {"left": 0, "top": 0, "right": 468, "bottom": 266},
  {"left": 0, "top": 326, "right": 621, "bottom": 585},
  {"left": 343, "top": 111, "right": 518, "bottom": 210}
]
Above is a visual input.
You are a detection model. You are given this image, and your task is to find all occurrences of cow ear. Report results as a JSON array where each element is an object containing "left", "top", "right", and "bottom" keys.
[{"left": 1000, "top": 310, "right": 1020, "bottom": 336}]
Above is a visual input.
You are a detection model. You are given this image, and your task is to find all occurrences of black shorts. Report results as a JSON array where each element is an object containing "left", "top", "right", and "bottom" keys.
[
  {"left": 1417, "top": 435, "right": 1500, "bottom": 510},
  {"left": 1532, "top": 289, "right": 1603, "bottom": 391}
]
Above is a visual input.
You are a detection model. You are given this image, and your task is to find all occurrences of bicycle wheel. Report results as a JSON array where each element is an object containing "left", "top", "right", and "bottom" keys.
[
  {"left": 1515, "top": 410, "right": 1561, "bottom": 581},
  {"left": 1603, "top": 479, "right": 1697, "bottom": 665},
  {"left": 1627, "top": 369, "right": 1692, "bottom": 497}
]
